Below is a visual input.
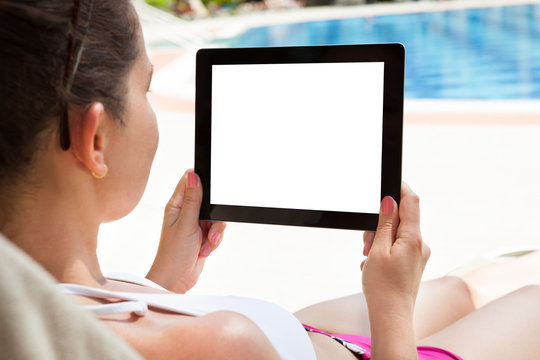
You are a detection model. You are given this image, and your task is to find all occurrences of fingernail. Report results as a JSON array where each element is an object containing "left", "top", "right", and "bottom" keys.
[
  {"left": 210, "top": 232, "right": 220, "bottom": 245},
  {"left": 188, "top": 172, "right": 197, "bottom": 188},
  {"left": 382, "top": 196, "right": 394, "bottom": 215},
  {"left": 200, "top": 245, "right": 211, "bottom": 257},
  {"left": 363, "top": 243, "right": 372, "bottom": 257}
]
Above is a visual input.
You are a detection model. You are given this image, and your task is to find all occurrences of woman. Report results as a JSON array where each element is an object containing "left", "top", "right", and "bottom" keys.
[{"left": 2, "top": 1, "right": 540, "bottom": 359}]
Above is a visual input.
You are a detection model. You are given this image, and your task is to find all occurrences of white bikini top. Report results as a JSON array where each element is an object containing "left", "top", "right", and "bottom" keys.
[{"left": 58, "top": 273, "right": 316, "bottom": 360}]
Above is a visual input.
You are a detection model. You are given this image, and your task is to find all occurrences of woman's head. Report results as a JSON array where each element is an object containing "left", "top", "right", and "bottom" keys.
[{"left": 0, "top": 0, "right": 158, "bottom": 222}]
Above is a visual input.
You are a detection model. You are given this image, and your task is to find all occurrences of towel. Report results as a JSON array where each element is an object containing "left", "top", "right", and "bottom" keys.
[{"left": 0, "top": 233, "right": 142, "bottom": 360}]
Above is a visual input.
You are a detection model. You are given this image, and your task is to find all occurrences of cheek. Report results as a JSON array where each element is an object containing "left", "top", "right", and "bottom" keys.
[
  {"left": 103, "top": 103, "right": 158, "bottom": 221},
  {"left": 128, "top": 97, "right": 158, "bottom": 161},
  {"left": 130, "top": 100, "right": 158, "bottom": 178},
  {"left": 138, "top": 101, "right": 159, "bottom": 184},
  {"left": 138, "top": 102, "right": 159, "bottom": 172}
]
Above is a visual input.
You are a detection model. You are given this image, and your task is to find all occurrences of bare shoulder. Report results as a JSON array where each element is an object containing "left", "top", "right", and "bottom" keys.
[{"left": 102, "top": 310, "right": 281, "bottom": 360}]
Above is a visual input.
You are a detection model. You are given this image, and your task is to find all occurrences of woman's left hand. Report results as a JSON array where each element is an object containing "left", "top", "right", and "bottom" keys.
[
  {"left": 360, "top": 183, "right": 429, "bottom": 359},
  {"left": 146, "top": 170, "right": 226, "bottom": 293}
]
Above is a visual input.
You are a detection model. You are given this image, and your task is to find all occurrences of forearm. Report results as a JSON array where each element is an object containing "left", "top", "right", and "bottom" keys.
[{"left": 368, "top": 298, "right": 417, "bottom": 360}]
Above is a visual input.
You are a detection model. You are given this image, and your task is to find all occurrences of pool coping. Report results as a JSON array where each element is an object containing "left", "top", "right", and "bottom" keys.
[
  {"left": 142, "top": 0, "right": 540, "bottom": 121},
  {"left": 147, "top": 47, "right": 540, "bottom": 122},
  {"left": 185, "top": 0, "right": 540, "bottom": 41}
]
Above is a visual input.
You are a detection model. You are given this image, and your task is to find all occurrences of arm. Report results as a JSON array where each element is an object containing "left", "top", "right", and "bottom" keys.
[
  {"left": 146, "top": 170, "right": 226, "bottom": 293},
  {"left": 361, "top": 184, "right": 430, "bottom": 360}
]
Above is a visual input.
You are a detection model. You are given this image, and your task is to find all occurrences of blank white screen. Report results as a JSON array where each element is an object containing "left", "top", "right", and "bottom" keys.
[{"left": 211, "top": 62, "right": 384, "bottom": 213}]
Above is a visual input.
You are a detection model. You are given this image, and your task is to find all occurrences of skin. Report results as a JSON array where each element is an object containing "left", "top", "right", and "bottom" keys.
[
  {"left": 5, "top": 12, "right": 540, "bottom": 360},
  {"left": 461, "top": 251, "right": 540, "bottom": 308},
  {"left": 362, "top": 188, "right": 429, "bottom": 359},
  {"left": 0, "top": 26, "right": 432, "bottom": 357}
]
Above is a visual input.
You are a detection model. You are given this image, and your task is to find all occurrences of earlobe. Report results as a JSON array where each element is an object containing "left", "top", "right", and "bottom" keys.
[
  {"left": 91, "top": 165, "right": 109, "bottom": 179},
  {"left": 69, "top": 102, "right": 109, "bottom": 178}
]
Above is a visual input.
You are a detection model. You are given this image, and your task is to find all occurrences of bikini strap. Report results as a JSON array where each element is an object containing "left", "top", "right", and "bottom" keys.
[
  {"left": 303, "top": 324, "right": 367, "bottom": 356},
  {"left": 58, "top": 283, "right": 148, "bottom": 317},
  {"left": 104, "top": 272, "right": 168, "bottom": 291},
  {"left": 84, "top": 301, "right": 148, "bottom": 316}
]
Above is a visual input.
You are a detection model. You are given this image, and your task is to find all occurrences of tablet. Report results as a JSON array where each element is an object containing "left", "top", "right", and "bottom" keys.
[{"left": 195, "top": 44, "right": 404, "bottom": 231}]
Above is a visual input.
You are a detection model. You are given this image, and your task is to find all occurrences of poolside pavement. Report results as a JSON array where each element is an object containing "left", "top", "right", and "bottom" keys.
[{"left": 98, "top": 0, "right": 540, "bottom": 312}]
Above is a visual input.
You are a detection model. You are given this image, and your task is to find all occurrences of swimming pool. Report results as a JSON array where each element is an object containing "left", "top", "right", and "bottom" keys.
[{"left": 220, "top": 4, "right": 540, "bottom": 99}]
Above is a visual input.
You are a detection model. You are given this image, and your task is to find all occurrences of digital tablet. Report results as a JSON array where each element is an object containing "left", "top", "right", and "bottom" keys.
[{"left": 195, "top": 44, "right": 404, "bottom": 231}]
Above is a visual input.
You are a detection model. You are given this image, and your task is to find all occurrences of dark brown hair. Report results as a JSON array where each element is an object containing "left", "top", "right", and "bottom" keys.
[{"left": 0, "top": 0, "right": 140, "bottom": 190}]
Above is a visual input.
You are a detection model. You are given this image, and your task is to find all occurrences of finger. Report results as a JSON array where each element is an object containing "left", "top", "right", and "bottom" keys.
[
  {"left": 169, "top": 169, "right": 193, "bottom": 207},
  {"left": 397, "top": 182, "right": 421, "bottom": 237},
  {"left": 399, "top": 182, "right": 420, "bottom": 224},
  {"left": 199, "top": 222, "right": 226, "bottom": 258},
  {"left": 178, "top": 171, "right": 203, "bottom": 233},
  {"left": 360, "top": 258, "right": 367, "bottom": 272},
  {"left": 164, "top": 169, "right": 191, "bottom": 214},
  {"left": 199, "top": 240, "right": 211, "bottom": 258},
  {"left": 163, "top": 171, "right": 190, "bottom": 227},
  {"left": 371, "top": 196, "right": 399, "bottom": 253},
  {"left": 207, "top": 222, "right": 226, "bottom": 248},
  {"left": 363, "top": 231, "right": 375, "bottom": 256}
]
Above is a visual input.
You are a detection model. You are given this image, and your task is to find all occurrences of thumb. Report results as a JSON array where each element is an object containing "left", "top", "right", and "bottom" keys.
[
  {"left": 178, "top": 171, "right": 203, "bottom": 232},
  {"left": 371, "top": 196, "right": 399, "bottom": 252}
]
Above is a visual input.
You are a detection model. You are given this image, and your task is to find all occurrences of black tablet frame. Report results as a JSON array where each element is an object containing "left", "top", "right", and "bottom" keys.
[{"left": 195, "top": 44, "right": 404, "bottom": 231}]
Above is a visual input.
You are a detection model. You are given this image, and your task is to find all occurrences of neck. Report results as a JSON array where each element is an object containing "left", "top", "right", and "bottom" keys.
[{"left": 1, "top": 169, "right": 106, "bottom": 288}]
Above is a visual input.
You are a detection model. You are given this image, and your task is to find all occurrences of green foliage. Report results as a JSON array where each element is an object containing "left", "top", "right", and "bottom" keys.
[
  {"left": 202, "top": 0, "right": 240, "bottom": 6},
  {"left": 145, "top": 0, "right": 175, "bottom": 9}
]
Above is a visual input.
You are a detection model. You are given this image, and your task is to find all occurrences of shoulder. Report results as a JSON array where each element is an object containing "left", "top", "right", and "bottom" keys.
[
  {"left": 104, "top": 310, "right": 281, "bottom": 360},
  {"left": 178, "top": 311, "right": 280, "bottom": 359}
]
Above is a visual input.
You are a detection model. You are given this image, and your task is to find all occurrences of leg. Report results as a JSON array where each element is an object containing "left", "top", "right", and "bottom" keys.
[
  {"left": 418, "top": 285, "right": 540, "bottom": 359},
  {"left": 461, "top": 251, "right": 540, "bottom": 307},
  {"left": 294, "top": 276, "right": 475, "bottom": 340}
]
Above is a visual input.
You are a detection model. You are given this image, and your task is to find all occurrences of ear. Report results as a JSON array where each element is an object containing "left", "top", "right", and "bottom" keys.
[{"left": 69, "top": 102, "right": 109, "bottom": 177}]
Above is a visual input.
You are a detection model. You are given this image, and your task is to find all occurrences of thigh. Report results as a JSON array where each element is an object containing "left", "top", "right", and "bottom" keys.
[
  {"left": 418, "top": 285, "right": 540, "bottom": 360},
  {"left": 294, "top": 276, "right": 474, "bottom": 340},
  {"left": 294, "top": 292, "right": 371, "bottom": 336},
  {"left": 462, "top": 251, "right": 540, "bottom": 307}
]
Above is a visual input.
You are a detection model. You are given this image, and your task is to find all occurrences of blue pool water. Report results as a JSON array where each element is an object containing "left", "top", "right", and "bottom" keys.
[{"left": 220, "top": 4, "right": 540, "bottom": 99}]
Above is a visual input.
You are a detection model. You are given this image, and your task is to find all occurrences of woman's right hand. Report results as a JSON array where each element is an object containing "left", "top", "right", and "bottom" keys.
[
  {"left": 147, "top": 170, "right": 226, "bottom": 294},
  {"left": 361, "top": 183, "right": 430, "bottom": 359}
]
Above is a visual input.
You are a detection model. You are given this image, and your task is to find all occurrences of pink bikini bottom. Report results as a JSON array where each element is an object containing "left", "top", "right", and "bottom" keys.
[{"left": 303, "top": 324, "right": 463, "bottom": 360}]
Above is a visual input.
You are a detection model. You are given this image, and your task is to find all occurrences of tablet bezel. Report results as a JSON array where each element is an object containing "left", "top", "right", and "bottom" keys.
[{"left": 195, "top": 44, "right": 404, "bottom": 231}]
